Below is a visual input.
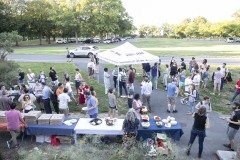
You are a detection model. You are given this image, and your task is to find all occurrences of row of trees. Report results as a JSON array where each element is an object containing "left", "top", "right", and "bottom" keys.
[
  {"left": 0, "top": 0, "right": 135, "bottom": 45},
  {"left": 139, "top": 11, "right": 240, "bottom": 38}
]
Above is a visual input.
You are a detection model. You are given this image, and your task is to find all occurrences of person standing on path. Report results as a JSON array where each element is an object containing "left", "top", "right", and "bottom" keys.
[
  {"left": 141, "top": 76, "right": 152, "bottom": 112},
  {"left": 151, "top": 63, "right": 158, "bottom": 89},
  {"left": 5, "top": 102, "right": 27, "bottom": 149},
  {"left": 42, "top": 82, "right": 54, "bottom": 114},
  {"left": 223, "top": 102, "right": 240, "bottom": 151},
  {"left": 227, "top": 76, "right": 240, "bottom": 105},
  {"left": 66, "top": 47, "right": 72, "bottom": 62},
  {"left": 104, "top": 68, "right": 111, "bottom": 94},
  {"left": 112, "top": 65, "right": 119, "bottom": 89},
  {"left": 118, "top": 68, "right": 128, "bottom": 97},
  {"left": 186, "top": 107, "right": 207, "bottom": 159},
  {"left": 167, "top": 79, "right": 177, "bottom": 113},
  {"left": 128, "top": 67, "right": 135, "bottom": 91},
  {"left": 162, "top": 64, "right": 169, "bottom": 90}
]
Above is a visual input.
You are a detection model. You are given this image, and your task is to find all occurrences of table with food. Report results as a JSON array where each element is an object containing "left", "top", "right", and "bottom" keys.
[
  {"left": 74, "top": 118, "right": 124, "bottom": 143},
  {"left": 137, "top": 115, "right": 184, "bottom": 141}
]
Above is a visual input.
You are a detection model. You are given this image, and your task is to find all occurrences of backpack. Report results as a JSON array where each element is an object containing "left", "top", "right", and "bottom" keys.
[
  {"left": 192, "top": 90, "right": 200, "bottom": 101},
  {"left": 121, "top": 73, "right": 126, "bottom": 82},
  {"left": 225, "top": 72, "right": 233, "bottom": 82}
]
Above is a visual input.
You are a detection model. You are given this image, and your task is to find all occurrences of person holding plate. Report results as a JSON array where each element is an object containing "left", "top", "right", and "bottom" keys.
[{"left": 83, "top": 90, "right": 98, "bottom": 118}]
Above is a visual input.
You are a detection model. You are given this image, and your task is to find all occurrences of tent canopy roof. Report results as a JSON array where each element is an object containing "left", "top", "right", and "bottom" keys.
[{"left": 98, "top": 42, "right": 159, "bottom": 65}]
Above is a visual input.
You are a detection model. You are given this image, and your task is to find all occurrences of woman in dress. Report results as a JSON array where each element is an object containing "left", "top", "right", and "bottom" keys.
[
  {"left": 122, "top": 108, "right": 140, "bottom": 147},
  {"left": 186, "top": 107, "right": 207, "bottom": 159},
  {"left": 132, "top": 93, "right": 144, "bottom": 119},
  {"left": 78, "top": 81, "right": 89, "bottom": 104}
]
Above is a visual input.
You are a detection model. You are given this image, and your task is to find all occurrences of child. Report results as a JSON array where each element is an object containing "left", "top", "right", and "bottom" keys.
[
  {"left": 127, "top": 85, "right": 134, "bottom": 108},
  {"left": 108, "top": 88, "right": 117, "bottom": 118}
]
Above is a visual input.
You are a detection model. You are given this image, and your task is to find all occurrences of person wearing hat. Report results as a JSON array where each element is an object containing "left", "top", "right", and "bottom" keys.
[
  {"left": 226, "top": 76, "right": 240, "bottom": 105},
  {"left": 167, "top": 79, "right": 177, "bottom": 113},
  {"left": 220, "top": 63, "right": 229, "bottom": 90},
  {"left": 223, "top": 102, "right": 240, "bottom": 151}
]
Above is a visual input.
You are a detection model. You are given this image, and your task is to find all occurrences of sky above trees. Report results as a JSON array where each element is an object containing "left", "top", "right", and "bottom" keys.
[{"left": 122, "top": 0, "right": 240, "bottom": 26}]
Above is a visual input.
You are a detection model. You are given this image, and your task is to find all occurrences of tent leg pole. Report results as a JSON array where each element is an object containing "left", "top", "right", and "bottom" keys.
[{"left": 118, "top": 66, "right": 119, "bottom": 97}]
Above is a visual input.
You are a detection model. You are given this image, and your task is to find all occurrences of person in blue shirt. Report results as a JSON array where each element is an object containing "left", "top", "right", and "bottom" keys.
[
  {"left": 167, "top": 79, "right": 177, "bottom": 113},
  {"left": 84, "top": 90, "right": 98, "bottom": 118},
  {"left": 41, "top": 82, "right": 54, "bottom": 114}
]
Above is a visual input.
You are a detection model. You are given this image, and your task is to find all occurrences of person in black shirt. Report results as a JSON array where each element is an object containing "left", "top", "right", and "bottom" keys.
[
  {"left": 186, "top": 107, "right": 207, "bottom": 159},
  {"left": 180, "top": 58, "right": 186, "bottom": 70},
  {"left": 223, "top": 102, "right": 240, "bottom": 151},
  {"left": 17, "top": 68, "right": 25, "bottom": 88},
  {"left": 49, "top": 67, "right": 59, "bottom": 84}
]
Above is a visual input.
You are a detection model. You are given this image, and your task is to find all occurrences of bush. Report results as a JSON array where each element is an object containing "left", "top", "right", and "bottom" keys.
[{"left": 0, "top": 60, "right": 19, "bottom": 88}]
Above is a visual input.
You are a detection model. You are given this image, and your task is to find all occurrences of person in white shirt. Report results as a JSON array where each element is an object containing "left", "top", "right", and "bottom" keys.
[
  {"left": 220, "top": 63, "right": 229, "bottom": 90},
  {"left": 141, "top": 76, "right": 153, "bottom": 112},
  {"left": 118, "top": 68, "right": 128, "bottom": 97},
  {"left": 87, "top": 59, "right": 95, "bottom": 79},
  {"left": 192, "top": 70, "right": 201, "bottom": 89},
  {"left": 27, "top": 69, "right": 35, "bottom": 89},
  {"left": 162, "top": 64, "right": 169, "bottom": 90},
  {"left": 58, "top": 88, "right": 71, "bottom": 117},
  {"left": 74, "top": 68, "right": 83, "bottom": 96},
  {"left": 65, "top": 77, "right": 76, "bottom": 104},
  {"left": 104, "top": 68, "right": 111, "bottom": 94}
]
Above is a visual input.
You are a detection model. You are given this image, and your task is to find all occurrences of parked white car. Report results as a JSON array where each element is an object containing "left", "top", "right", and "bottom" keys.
[
  {"left": 56, "top": 39, "right": 67, "bottom": 44},
  {"left": 103, "top": 39, "right": 112, "bottom": 44},
  {"left": 69, "top": 46, "right": 99, "bottom": 58},
  {"left": 226, "top": 37, "right": 234, "bottom": 43}
]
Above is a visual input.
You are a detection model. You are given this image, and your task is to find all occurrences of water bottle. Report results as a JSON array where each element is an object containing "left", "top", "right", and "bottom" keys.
[{"left": 115, "top": 109, "right": 118, "bottom": 117}]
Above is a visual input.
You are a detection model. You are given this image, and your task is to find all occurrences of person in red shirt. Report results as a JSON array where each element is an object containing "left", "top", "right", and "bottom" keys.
[
  {"left": 5, "top": 102, "right": 27, "bottom": 149},
  {"left": 227, "top": 78, "right": 240, "bottom": 105},
  {"left": 128, "top": 67, "right": 135, "bottom": 91}
]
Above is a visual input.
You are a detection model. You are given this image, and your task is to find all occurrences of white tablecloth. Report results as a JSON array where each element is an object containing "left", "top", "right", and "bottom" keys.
[{"left": 74, "top": 118, "right": 124, "bottom": 135}]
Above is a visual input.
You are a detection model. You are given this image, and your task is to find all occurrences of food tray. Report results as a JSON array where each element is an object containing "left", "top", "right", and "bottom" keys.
[{"left": 89, "top": 118, "right": 102, "bottom": 126}]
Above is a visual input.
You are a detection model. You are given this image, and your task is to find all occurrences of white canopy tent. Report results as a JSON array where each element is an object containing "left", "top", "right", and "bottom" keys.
[
  {"left": 98, "top": 42, "right": 159, "bottom": 95},
  {"left": 98, "top": 42, "right": 159, "bottom": 65}
]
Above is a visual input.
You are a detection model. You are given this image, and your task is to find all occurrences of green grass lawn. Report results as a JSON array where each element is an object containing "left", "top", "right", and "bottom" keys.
[
  {"left": 17, "top": 62, "right": 128, "bottom": 115},
  {"left": 14, "top": 38, "right": 240, "bottom": 57}
]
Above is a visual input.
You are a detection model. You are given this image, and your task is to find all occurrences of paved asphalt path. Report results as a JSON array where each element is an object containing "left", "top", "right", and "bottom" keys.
[
  {"left": 6, "top": 55, "right": 240, "bottom": 159},
  {"left": 7, "top": 54, "right": 240, "bottom": 65}
]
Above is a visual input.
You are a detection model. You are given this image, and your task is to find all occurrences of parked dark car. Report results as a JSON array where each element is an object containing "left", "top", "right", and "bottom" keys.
[
  {"left": 83, "top": 38, "right": 93, "bottom": 43},
  {"left": 67, "top": 39, "right": 77, "bottom": 43}
]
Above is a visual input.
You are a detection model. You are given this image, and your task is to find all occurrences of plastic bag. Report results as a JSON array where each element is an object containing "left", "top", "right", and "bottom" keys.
[{"left": 51, "top": 135, "right": 60, "bottom": 146}]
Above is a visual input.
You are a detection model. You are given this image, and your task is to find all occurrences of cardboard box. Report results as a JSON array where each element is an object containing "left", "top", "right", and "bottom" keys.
[{"left": 36, "top": 135, "right": 45, "bottom": 143}]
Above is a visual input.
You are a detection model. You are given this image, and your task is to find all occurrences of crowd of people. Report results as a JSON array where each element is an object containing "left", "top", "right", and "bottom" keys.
[{"left": 0, "top": 55, "right": 240, "bottom": 157}]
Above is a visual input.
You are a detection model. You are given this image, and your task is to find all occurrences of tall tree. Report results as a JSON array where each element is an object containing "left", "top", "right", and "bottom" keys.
[{"left": 0, "top": 31, "right": 22, "bottom": 60}]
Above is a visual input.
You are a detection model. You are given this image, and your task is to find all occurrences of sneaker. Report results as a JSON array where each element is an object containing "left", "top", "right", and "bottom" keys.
[
  {"left": 167, "top": 110, "right": 171, "bottom": 113},
  {"left": 210, "top": 93, "right": 215, "bottom": 95},
  {"left": 186, "top": 112, "right": 192, "bottom": 115},
  {"left": 180, "top": 99, "right": 184, "bottom": 105},
  {"left": 173, "top": 110, "right": 178, "bottom": 113},
  {"left": 186, "top": 150, "right": 190, "bottom": 156},
  {"left": 12, "top": 144, "right": 20, "bottom": 149},
  {"left": 226, "top": 103, "right": 231, "bottom": 105},
  {"left": 6, "top": 141, "right": 11, "bottom": 149},
  {"left": 223, "top": 144, "right": 231, "bottom": 148}
]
